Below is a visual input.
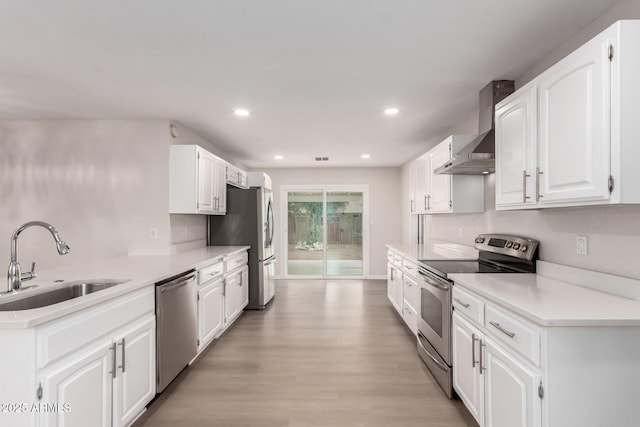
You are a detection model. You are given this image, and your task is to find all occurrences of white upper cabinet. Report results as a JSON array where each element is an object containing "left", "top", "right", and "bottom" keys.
[
  {"left": 412, "top": 156, "right": 430, "bottom": 214},
  {"left": 496, "top": 20, "right": 640, "bottom": 210},
  {"left": 170, "top": 145, "right": 227, "bottom": 215},
  {"left": 495, "top": 86, "right": 538, "bottom": 208},
  {"left": 226, "top": 163, "right": 248, "bottom": 189},
  {"left": 537, "top": 28, "right": 611, "bottom": 205},
  {"left": 410, "top": 137, "right": 484, "bottom": 215},
  {"left": 428, "top": 140, "right": 454, "bottom": 213}
]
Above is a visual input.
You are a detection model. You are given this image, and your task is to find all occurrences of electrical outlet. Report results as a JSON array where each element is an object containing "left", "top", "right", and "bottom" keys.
[
  {"left": 150, "top": 228, "right": 158, "bottom": 240},
  {"left": 576, "top": 235, "right": 588, "bottom": 255}
]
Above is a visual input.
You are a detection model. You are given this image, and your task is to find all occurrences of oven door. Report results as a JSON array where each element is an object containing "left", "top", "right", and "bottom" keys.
[{"left": 416, "top": 267, "right": 452, "bottom": 364}]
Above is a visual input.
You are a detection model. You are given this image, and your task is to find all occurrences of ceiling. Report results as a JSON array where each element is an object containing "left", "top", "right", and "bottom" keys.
[{"left": 0, "top": 0, "right": 622, "bottom": 168}]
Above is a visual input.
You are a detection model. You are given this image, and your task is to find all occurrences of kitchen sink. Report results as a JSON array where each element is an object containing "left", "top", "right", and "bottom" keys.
[{"left": 0, "top": 279, "right": 131, "bottom": 311}]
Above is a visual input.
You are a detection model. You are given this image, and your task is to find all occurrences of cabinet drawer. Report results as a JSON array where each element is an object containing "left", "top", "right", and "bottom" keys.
[
  {"left": 403, "top": 259, "right": 418, "bottom": 277},
  {"left": 485, "top": 304, "right": 541, "bottom": 366},
  {"left": 225, "top": 251, "right": 248, "bottom": 273},
  {"left": 198, "top": 260, "right": 223, "bottom": 285},
  {"left": 403, "top": 275, "right": 419, "bottom": 311},
  {"left": 392, "top": 253, "right": 404, "bottom": 269},
  {"left": 402, "top": 301, "right": 418, "bottom": 335},
  {"left": 36, "top": 286, "right": 155, "bottom": 370},
  {"left": 452, "top": 286, "right": 484, "bottom": 326}
]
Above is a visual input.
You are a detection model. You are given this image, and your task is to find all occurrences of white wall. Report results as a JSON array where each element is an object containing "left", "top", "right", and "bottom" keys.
[
  {"left": 260, "top": 167, "right": 402, "bottom": 278},
  {"left": 401, "top": 0, "right": 640, "bottom": 280},
  {"left": 0, "top": 119, "right": 231, "bottom": 272}
]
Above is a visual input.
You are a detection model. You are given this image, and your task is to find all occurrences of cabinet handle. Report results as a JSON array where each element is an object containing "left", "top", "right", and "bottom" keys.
[
  {"left": 424, "top": 195, "right": 427, "bottom": 211},
  {"left": 479, "top": 339, "right": 486, "bottom": 373},
  {"left": 121, "top": 338, "right": 126, "bottom": 373},
  {"left": 390, "top": 267, "right": 394, "bottom": 281},
  {"left": 522, "top": 170, "right": 531, "bottom": 203},
  {"left": 471, "top": 333, "right": 477, "bottom": 368},
  {"left": 410, "top": 199, "right": 414, "bottom": 212},
  {"left": 454, "top": 297, "right": 470, "bottom": 308},
  {"left": 489, "top": 321, "right": 516, "bottom": 338},
  {"left": 111, "top": 343, "right": 117, "bottom": 378},
  {"left": 536, "top": 167, "right": 544, "bottom": 202},
  {"left": 426, "top": 195, "right": 431, "bottom": 211}
]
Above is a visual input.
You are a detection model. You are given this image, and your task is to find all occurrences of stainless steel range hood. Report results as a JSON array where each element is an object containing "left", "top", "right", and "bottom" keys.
[{"left": 434, "top": 80, "right": 514, "bottom": 175}]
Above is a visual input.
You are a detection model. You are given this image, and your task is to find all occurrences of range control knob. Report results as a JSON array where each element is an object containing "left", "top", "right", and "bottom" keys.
[
  {"left": 505, "top": 241, "right": 513, "bottom": 248},
  {"left": 475, "top": 237, "right": 485, "bottom": 244},
  {"left": 513, "top": 243, "right": 521, "bottom": 250},
  {"left": 520, "top": 245, "right": 528, "bottom": 252}
]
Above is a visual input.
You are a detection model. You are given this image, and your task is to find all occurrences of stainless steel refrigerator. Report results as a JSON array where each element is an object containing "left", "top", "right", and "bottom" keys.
[{"left": 207, "top": 175, "right": 275, "bottom": 309}]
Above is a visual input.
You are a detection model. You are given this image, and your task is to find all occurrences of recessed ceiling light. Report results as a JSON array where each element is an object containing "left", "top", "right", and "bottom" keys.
[
  {"left": 384, "top": 107, "right": 399, "bottom": 116},
  {"left": 361, "top": 154, "right": 370, "bottom": 159},
  {"left": 234, "top": 108, "right": 250, "bottom": 117},
  {"left": 274, "top": 155, "right": 284, "bottom": 160}
]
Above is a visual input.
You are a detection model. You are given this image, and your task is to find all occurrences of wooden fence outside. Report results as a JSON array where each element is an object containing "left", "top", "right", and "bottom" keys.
[{"left": 288, "top": 212, "right": 362, "bottom": 244}]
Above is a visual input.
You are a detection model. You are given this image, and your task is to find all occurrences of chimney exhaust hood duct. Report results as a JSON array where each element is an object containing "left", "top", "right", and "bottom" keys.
[{"left": 434, "top": 80, "right": 515, "bottom": 175}]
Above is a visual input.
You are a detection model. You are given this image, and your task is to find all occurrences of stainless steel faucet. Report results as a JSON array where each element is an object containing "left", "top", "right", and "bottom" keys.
[{"left": 6, "top": 221, "right": 70, "bottom": 293}]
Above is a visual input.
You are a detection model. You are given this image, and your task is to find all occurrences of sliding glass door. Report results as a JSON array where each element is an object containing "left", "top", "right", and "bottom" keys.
[
  {"left": 326, "top": 191, "right": 363, "bottom": 277},
  {"left": 286, "top": 191, "right": 324, "bottom": 276},
  {"left": 285, "top": 187, "right": 365, "bottom": 278}
]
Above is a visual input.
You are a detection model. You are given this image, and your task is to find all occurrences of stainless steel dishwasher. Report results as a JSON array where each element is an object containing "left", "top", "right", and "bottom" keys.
[{"left": 155, "top": 270, "right": 197, "bottom": 392}]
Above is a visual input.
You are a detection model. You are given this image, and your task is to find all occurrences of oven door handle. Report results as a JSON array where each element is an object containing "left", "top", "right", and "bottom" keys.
[
  {"left": 418, "top": 332, "right": 449, "bottom": 371},
  {"left": 417, "top": 269, "right": 450, "bottom": 291}
]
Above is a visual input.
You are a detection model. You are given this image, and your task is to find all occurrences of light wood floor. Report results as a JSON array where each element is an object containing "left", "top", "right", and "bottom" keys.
[{"left": 134, "top": 279, "right": 478, "bottom": 427}]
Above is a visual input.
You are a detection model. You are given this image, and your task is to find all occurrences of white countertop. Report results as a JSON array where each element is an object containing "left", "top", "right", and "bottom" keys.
[
  {"left": 387, "top": 240, "right": 478, "bottom": 261},
  {"left": 451, "top": 272, "right": 640, "bottom": 327},
  {"left": 0, "top": 246, "right": 249, "bottom": 329}
]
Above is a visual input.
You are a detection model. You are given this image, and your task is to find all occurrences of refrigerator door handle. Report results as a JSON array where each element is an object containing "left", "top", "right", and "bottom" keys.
[{"left": 263, "top": 256, "right": 277, "bottom": 266}]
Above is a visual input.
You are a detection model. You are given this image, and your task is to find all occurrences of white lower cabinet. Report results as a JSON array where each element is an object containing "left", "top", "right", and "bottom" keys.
[
  {"left": 223, "top": 265, "right": 249, "bottom": 327},
  {"left": 452, "top": 285, "right": 542, "bottom": 427},
  {"left": 195, "top": 251, "right": 249, "bottom": 354},
  {"left": 401, "top": 268, "right": 419, "bottom": 335},
  {"left": 198, "top": 277, "right": 223, "bottom": 351},
  {"left": 197, "top": 259, "right": 224, "bottom": 353},
  {"left": 387, "top": 263, "right": 403, "bottom": 313},
  {"left": 37, "top": 288, "right": 156, "bottom": 427},
  {"left": 484, "top": 338, "right": 540, "bottom": 427},
  {"left": 40, "top": 340, "right": 113, "bottom": 427},
  {"left": 452, "top": 313, "right": 484, "bottom": 425}
]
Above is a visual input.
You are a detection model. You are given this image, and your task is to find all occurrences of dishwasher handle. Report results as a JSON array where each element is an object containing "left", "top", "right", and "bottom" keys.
[{"left": 158, "top": 272, "right": 196, "bottom": 293}]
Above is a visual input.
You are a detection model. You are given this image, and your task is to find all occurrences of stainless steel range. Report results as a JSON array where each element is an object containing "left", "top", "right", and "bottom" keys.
[{"left": 416, "top": 234, "right": 539, "bottom": 397}]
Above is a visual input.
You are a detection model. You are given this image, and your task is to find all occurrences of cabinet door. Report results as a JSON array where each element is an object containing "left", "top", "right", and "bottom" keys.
[
  {"left": 40, "top": 341, "right": 113, "bottom": 427},
  {"left": 197, "top": 148, "right": 216, "bottom": 213},
  {"left": 386, "top": 264, "right": 402, "bottom": 313},
  {"left": 484, "top": 338, "right": 541, "bottom": 427},
  {"left": 214, "top": 160, "right": 227, "bottom": 213},
  {"left": 223, "top": 272, "right": 241, "bottom": 326},
  {"left": 113, "top": 316, "right": 156, "bottom": 427},
  {"left": 198, "top": 278, "right": 224, "bottom": 350},
  {"left": 495, "top": 87, "right": 538, "bottom": 208},
  {"left": 240, "top": 266, "right": 249, "bottom": 309},
  {"left": 429, "top": 141, "right": 452, "bottom": 213},
  {"left": 537, "top": 32, "right": 612, "bottom": 205},
  {"left": 452, "top": 313, "right": 484, "bottom": 426},
  {"left": 409, "top": 161, "right": 417, "bottom": 213},
  {"left": 414, "top": 157, "right": 429, "bottom": 214}
]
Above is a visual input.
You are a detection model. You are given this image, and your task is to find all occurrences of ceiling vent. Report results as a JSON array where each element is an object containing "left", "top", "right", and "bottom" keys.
[{"left": 315, "top": 157, "right": 329, "bottom": 161}]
